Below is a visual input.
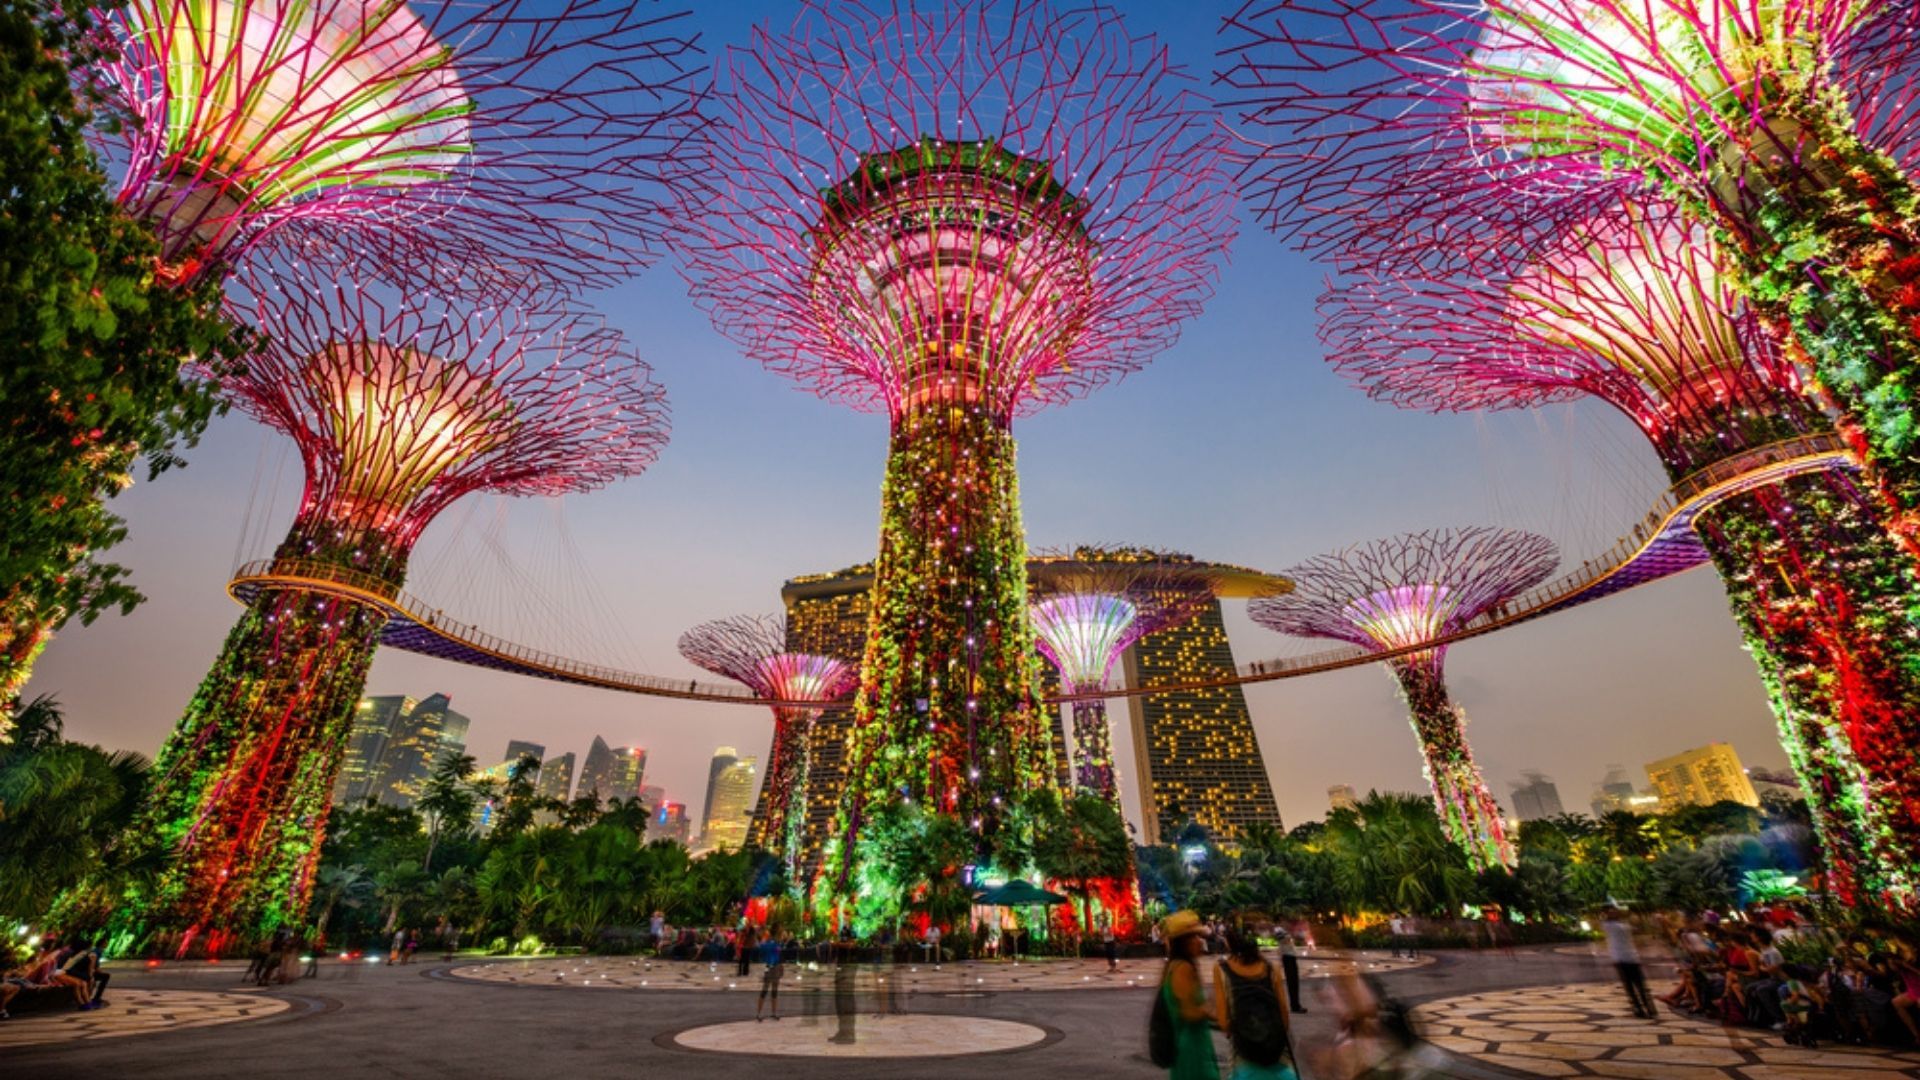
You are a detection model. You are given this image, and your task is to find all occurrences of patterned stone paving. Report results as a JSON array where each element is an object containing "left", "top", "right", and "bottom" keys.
[
  {"left": 671, "top": 1014, "right": 1050, "bottom": 1057},
  {"left": 1413, "top": 982, "right": 1920, "bottom": 1079},
  {"left": 448, "top": 949, "right": 1430, "bottom": 993},
  {"left": 0, "top": 988, "right": 293, "bottom": 1049}
]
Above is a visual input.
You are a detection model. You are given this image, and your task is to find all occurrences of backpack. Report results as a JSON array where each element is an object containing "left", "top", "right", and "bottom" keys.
[
  {"left": 1224, "top": 961, "right": 1290, "bottom": 1067},
  {"left": 1148, "top": 963, "right": 1180, "bottom": 1067}
]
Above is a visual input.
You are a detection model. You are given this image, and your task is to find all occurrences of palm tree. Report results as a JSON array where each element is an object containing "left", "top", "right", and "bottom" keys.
[
  {"left": 373, "top": 861, "right": 429, "bottom": 934},
  {"left": 309, "top": 863, "right": 371, "bottom": 943},
  {"left": 1032, "top": 794, "right": 1134, "bottom": 933},
  {"left": 0, "top": 699, "right": 150, "bottom": 922},
  {"left": 418, "top": 753, "right": 478, "bottom": 873}
]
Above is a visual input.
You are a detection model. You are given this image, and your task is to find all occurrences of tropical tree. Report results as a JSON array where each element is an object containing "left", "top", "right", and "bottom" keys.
[
  {"left": 308, "top": 863, "right": 371, "bottom": 943},
  {"left": 0, "top": 697, "right": 150, "bottom": 921},
  {"left": 1032, "top": 793, "right": 1134, "bottom": 933},
  {"left": 417, "top": 753, "right": 478, "bottom": 872},
  {"left": 857, "top": 801, "right": 976, "bottom": 931},
  {"left": 1322, "top": 792, "right": 1475, "bottom": 917}
]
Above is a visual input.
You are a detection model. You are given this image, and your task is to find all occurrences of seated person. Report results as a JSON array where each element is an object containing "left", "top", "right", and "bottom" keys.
[{"left": 1779, "top": 966, "right": 1825, "bottom": 1047}]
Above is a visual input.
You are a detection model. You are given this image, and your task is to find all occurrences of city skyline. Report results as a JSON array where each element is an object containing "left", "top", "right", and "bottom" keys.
[{"left": 21, "top": 0, "right": 1793, "bottom": 839}]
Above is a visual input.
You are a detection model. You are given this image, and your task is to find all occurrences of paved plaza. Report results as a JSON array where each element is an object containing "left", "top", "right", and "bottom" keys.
[{"left": 4, "top": 947, "right": 1917, "bottom": 1078}]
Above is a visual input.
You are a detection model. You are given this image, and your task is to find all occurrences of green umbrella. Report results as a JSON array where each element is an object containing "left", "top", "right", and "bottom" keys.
[{"left": 973, "top": 880, "right": 1069, "bottom": 906}]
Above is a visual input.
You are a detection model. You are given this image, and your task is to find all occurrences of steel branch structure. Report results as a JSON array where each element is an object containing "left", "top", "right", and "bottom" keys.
[
  {"left": 1027, "top": 549, "right": 1230, "bottom": 805},
  {"left": 1252, "top": 528, "right": 1558, "bottom": 871},
  {"left": 1219, "top": 0, "right": 1920, "bottom": 551},
  {"left": 92, "top": 0, "right": 701, "bottom": 293},
  {"left": 675, "top": 0, "right": 1233, "bottom": 913},
  {"left": 1322, "top": 195, "right": 1920, "bottom": 908},
  {"left": 123, "top": 274, "right": 669, "bottom": 951},
  {"left": 677, "top": 614, "right": 856, "bottom": 878}
]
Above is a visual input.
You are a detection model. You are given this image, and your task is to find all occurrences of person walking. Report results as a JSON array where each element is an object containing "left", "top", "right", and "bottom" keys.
[
  {"left": 1277, "top": 924, "right": 1306, "bottom": 1013},
  {"left": 1214, "top": 929, "right": 1297, "bottom": 1080},
  {"left": 737, "top": 926, "right": 756, "bottom": 979},
  {"left": 1603, "top": 909, "right": 1657, "bottom": 1019},
  {"left": 1102, "top": 917, "right": 1120, "bottom": 973},
  {"left": 756, "top": 931, "right": 785, "bottom": 1021},
  {"left": 1157, "top": 911, "right": 1217, "bottom": 1080},
  {"left": 387, "top": 928, "right": 405, "bottom": 966}
]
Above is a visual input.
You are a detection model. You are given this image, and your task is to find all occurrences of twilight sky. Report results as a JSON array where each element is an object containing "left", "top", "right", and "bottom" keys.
[{"left": 29, "top": 0, "right": 1789, "bottom": 836}]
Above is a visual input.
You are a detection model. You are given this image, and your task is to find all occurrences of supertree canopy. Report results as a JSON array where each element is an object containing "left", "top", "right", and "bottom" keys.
[
  {"left": 92, "top": 0, "right": 701, "bottom": 292},
  {"left": 121, "top": 274, "right": 669, "bottom": 950},
  {"left": 675, "top": 0, "right": 1233, "bottom": 902},
  {"left": 1322, "top": 195, "right": 1920, "bottom": 907},
  {"left": 677, "top": 614, "right": 856, "bottom": 877},
  {"left": 1027, "top": 550, "right": 1228, "bottom": 804},
  {"left": 1251, "top": 528, "right": 1558, "bottom": 871},
  {"left": 1219, "top": 0, "right": 1920, "bottom": 550}
]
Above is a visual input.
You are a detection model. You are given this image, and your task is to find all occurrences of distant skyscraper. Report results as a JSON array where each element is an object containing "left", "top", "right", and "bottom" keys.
[
  {"left": 535, "top": 752, "right": 576, "bottom": 804},
  {"left": 1509, "top": 771, "right": 1565, "bottom": 822},
  {"left": 374, "top": 693, "right": 470, "bottom": 808},
  {"left": 701, "top": 749, "right": 757, "bottom": 852},
  {"left": 504, "top": 740, "right": 546, "bottom": 767},
  {"left": 578, "top": 736, "right": 647, "bottom": 802},
  {"left": 638, "top": 784, "right": 666, "bottom": 816},
  {"left": 1590, "top": 764, "right": 1640, "bottom": 818},
  {"left": 646, "top": 800, "right": 692, "bottom": 846},
  {"left": 333, "top": 695, "right": 416, "bottom": 806},
  {"left": 1120, "top": 598, "right": 1283, "bottom": 844},
  {"left": 1646, "top": 743, "right": 1761, "bottom": 810},
  {"left": 1328, "top": 784, "right": 1359, "bottom": 814}
]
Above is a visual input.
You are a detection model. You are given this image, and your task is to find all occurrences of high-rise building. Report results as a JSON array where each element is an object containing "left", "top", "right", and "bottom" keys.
[
  {"left": 1590, "top": 764, "right": 1641, "bottom": 818},
  {"left": 1120, "top": 598, "right": 1283, "bottom": 845},
  {"left": 701, "top": 749, "right": 757, "bottom": 852},
  {"left": 1328, "top": 784, "right": 1359, "bottom": 814},
  {"left": 1509, "top": 771, "right": 1566, "bottom": 822},
  {"left": 578, "top": 735, "right": 647, "bottom": 802},
  {"left": 504, "top": 740, "right": 546, "bottom": 768},
  {"left": 646, "top": 800, "right": 692, "bottom": 847},
  {"left": 535, "top": 752, "right": 576, "bottom": 804},
  {"left": 333, "top": 695, "right": 416, "bottom": 806},
  {"left": 1646, "top": 743, "right": 1761, "bottom": 811},
  {"left": 373, "top": 693, "right": 470, "bottom": 808}
]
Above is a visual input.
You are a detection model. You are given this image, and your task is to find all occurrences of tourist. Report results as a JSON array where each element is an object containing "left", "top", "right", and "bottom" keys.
[
  {"left": 924, "top": 923, "right": 943, "bottom": 966},
  {"left": 304, "top": 928, "right": 324, "bottom": 979},
  {"left": 1892, "top": 944, "right": 1920, "bottom": 1043},
  {"left": 1602, "top": 909, "right": 1655, "bottom": 1020},
  {"left": 756, "top": 931, "right": 785, "bottom": 1021},
  {"left": 402, "top": 928, "right": 420, "bottom": 965},
  {"left": 26, "top": 942, "right": 90, "bottom": 1009},
  {"left": 1779, "top": 966, "right": 1825, "bottom": 1047},
  {"left": 1101, "top": 917, "right": 1118, "bottom": 973},
  {"left": 1213, "top": 929, "right": 1295, "bottom": 1080},
  {"left": 736, "top": 926, "right": 756, "bottom": 978},
  {"left": 1156, "top": 910, "right": 1217, "bottom": 1080},
  {"left": 1277, "top": 922, "right": 1305, "bottom": 1013},
  {"left": 387, "top": 928, "right": 405, "bottom": 965}
]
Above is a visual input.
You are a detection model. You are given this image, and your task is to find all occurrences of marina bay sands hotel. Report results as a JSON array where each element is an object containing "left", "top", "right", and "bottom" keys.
[{"left": 780, "top": 553, "right": 1284, "bottom": 870}]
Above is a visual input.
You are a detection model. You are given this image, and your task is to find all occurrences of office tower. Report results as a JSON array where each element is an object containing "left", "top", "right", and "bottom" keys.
[
  {"left": 504, "top": 740, "right": 546, "bottom": 768},
  {"left": 1591, "top": 765, "right": 1640, "bottom": 818},
  {"left": 1121, "top": 598, "right": 1284, "bottom": 845},
  {"left": 1646, "top": 743, "right": 1762, "bottom": 811},
  {"left": 1328, "top": 784, "right": 1359, "bottom": 815},
  {"left": 701, "top": 751, "right": 757, "bottom": 853},
  {"left": 638, "top": 785, "right": 665, "bottom": 811},
  {"left": 1510, "top": 771, "right": 1565, "bottom": 822},
  {"left": 332, "top": 695, "right": 416, "bottom": 806},
  {"left": 578, "top": 736, "right": 647, "bottom": 802},
  {"left": 535, "top": 752, "right": 576, "bottom": 805},
  {"left": 646, "top": 801, "right": 692, "bottom": 847},
  {"left": 373, "top": 693, "right": 470, "bottom": 809}
]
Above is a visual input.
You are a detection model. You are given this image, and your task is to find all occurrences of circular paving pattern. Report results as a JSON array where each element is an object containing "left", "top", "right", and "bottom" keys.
[
  {"left": 1413, "top": 982, "right": 1920, "bottom": 1079},
  {"left": 447, "top": 950, "right": 1429, "bottom": 993},
  {"left": 0, "top": 988, "right": 293, "bottom": 1049},
  {"left": 669, "top": 1013, "right": 1050, "bottom": 1058}
]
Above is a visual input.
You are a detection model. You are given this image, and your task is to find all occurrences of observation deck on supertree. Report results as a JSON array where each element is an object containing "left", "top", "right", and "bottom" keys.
[
  {"left": 1027, "top": 549, "right": 1254, "bottom": 805},
  {"left": 678, "top": 614, "right": 856, "bottom": 878},
  {"left": 1321, "top": 195, "right": 1920, "bottom": 908},
  {"left": 1218, "top": 0, "right": 1920, "bottom": 552},
  {"left": 1251, "top": 528, "right": 1558, "bottom": 872},
  {"left": 91, "top": 0, "right": 701, "bottom": 294},
  {"left": 675, "top": 0, "right": 1232, "bottom": 902},
  {"left": 121, "top": 275, "right": 669, "bottom": 950}
]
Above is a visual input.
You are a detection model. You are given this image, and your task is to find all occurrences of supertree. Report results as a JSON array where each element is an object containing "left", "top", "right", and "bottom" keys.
[
  {"left": 674, "top": 0, "right": 1233, "bottom": 903},
  {"left": 1251, "top": 528, "right": 1558, "bottom": 871},
  {"left": 1218, "top": 0, "right": 1920, "bottom": 550},
  {"left": 1027, "top": 550, "right": 1227, "bottom": 805},
  {"left": 677, "top": 614, "right": 857, "bottom": 877},
  {"left": 89, "top": 0, "right": 701, "bottom": 293},
  {"left": 118, "top": 273, "right": 669, "bottom": 950},
  {"left": 1322, "top": 194, "right": 1920, "bottom": 906}
]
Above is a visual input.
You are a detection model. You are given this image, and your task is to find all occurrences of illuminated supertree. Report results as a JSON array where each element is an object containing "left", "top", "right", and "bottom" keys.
[
  {"left": 1323, "top": 195, "right": 1920, "bottom": 906},
  {"left": 91, "top": 0, "right": 701, "bottom": 292},
  {"left": 122, "top": 275, "right": 669, "bottom": 950},
  {"left": 675, "top": 0, "right": 1233, "bottom": 900},
  {"left": 1251, "top": 528, "right": 1558, "bottom": 871},
  {"left": 1219, "top": 0, "right": 1920, "bottom": 550},
  {"left": 1027, "top": 550, "right": 1226, "bottom": 805},
  {"left": 677, "top": 614, "right": 856, "bottom": 877}
]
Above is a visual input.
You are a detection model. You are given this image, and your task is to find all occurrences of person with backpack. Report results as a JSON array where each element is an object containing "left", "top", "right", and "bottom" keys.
[
  {"left": 1214, "top": 929, "right": 1297, "bottom": 1080},
  {"left": 1149, "top": 911, "right": 1217, "bottom": 1080}
]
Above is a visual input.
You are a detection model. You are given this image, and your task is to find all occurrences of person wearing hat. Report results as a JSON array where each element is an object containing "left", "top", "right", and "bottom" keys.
[{"left": 1158, "top": 911, "right": 1218, "bottom": 1079}]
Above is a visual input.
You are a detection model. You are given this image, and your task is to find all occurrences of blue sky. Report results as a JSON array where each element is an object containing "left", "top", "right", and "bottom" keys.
[{"left": 32, "top": 1, "right": 1787, "bottom": 833}]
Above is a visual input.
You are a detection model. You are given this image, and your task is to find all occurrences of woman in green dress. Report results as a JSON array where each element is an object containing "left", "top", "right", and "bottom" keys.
[{"left": 1159, "top": 911, "right": 1218, "bottom": 1080}]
